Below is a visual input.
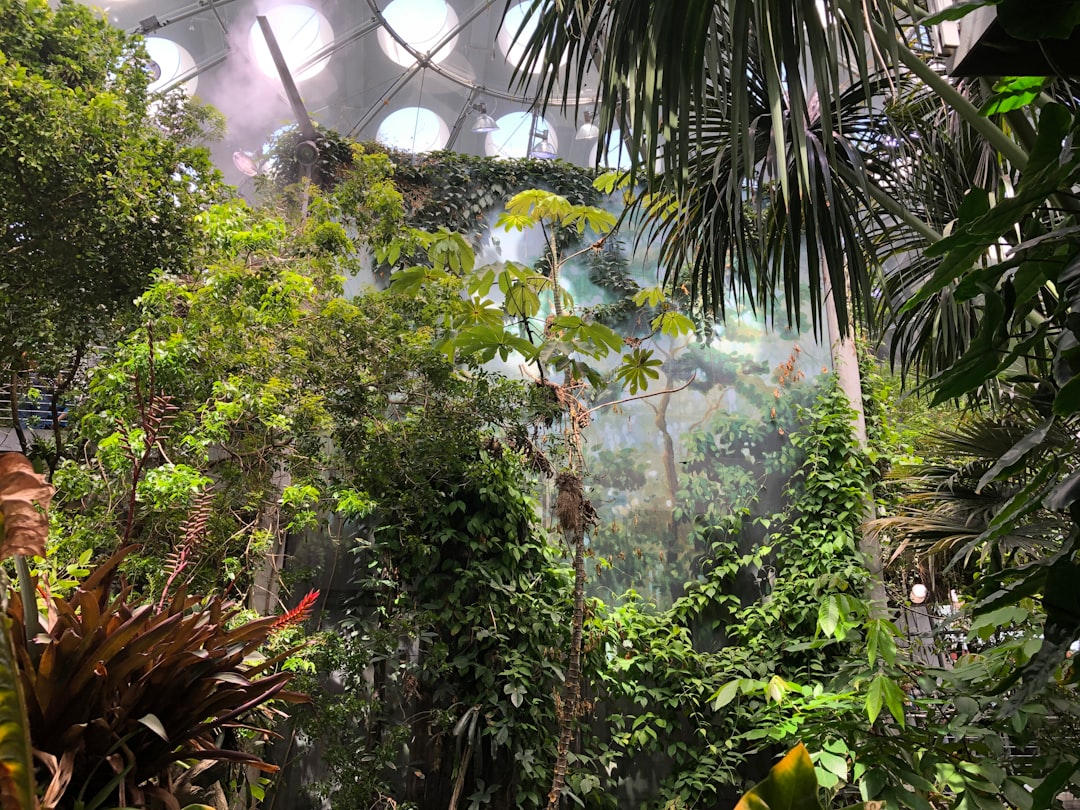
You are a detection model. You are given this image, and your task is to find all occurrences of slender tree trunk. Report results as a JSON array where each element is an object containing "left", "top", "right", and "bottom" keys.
[
  {"left": 548, "top": 524, "right": 585, "bottom": 810},
  {"left": 8, "top": 371, "right": 29, "bottom": 455},
  {"left": 548, "top": 470, "right": 591, "bottom": 810},
  {"left": 824, "top": 275, "right": 886, "bottom": 615},
  {"left": 248, "top": 464, "right": 290, "bottom": 614},
  {"left": 652, "top": 390, "right": 684, "bottom": 603}
]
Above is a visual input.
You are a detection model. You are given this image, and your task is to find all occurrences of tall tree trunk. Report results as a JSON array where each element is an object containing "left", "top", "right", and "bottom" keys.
[
  {"left": 548, "top": 471, "right": 591, "bottom": 809},
  {"left": 652, "top": 389, "right": 684, "bottom": 603},
  {"left": 825, "top": 275, "right": 886, "bottom": 615}
]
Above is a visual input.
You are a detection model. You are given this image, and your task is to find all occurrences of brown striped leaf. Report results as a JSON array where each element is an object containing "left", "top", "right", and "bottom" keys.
[{"left": 0, "top": 453, "right": 53, "bottom": 560}]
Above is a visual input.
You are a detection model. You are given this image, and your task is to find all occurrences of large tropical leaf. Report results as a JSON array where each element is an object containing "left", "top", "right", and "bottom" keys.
[
  {"left": 509, "top": 0, "right": 922, "bottom": 333},
  {"left": 872, "top": 396, "right": 1077, "bottom": 578}
]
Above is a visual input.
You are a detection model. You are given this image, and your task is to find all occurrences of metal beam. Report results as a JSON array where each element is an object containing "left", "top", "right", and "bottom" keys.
[{"left": 256, "top": 15, "right": 319, "bottom": 142}]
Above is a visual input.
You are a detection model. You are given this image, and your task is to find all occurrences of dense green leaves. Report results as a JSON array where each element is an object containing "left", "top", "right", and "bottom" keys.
[{"left": 0, "top": 0, "right": 221, "bottom": 369}]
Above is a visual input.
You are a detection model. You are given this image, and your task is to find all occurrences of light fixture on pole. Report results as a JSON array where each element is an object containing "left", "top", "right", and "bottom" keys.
[
  {"left": 529, "top": 128, "right": 557, "bottom": 159},
  {"left": 575, "top": 110, "right": 599, "bottom": 140},
  {"left": 909, "top": 582, "right": 928, "bottom": 605},
  {"left": 470, "top": 102, "right": 498, "bottom": 133}
]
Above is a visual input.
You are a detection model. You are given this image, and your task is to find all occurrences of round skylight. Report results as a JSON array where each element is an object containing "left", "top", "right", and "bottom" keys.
[
  {"left": 485, "top": 112, "right": 557, "bottom": 159},
  {"left": 377, "top": 107, "right": 450, "bottom": 153},
  {"left": 377, "top": 0, "right": 459, "bottom": 68},
  {"left": 590, "top": 129, "right": 633, "bottom": 170},
  {"left": 144, "top": 37, "right": 197, "bottom": 94},
  {"left": 249, "top": 5, "right": 334, "bottom": 82},
  {"left": 497, "top": 2, "right": 567, "bottom": 74}
]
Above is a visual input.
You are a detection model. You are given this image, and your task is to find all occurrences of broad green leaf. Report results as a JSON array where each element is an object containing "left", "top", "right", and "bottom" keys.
[
  {"left": 583, "top": 322, "right": 625, "bottom": 355},
  {"left": 651, "top": 311, "right": 696, "bottom": 338},
  {"left": 976, "top": 416, "right": 1054, "bottom": 492},
  {"left": 921, "top": 1, "right": 998, "bottom": 25},
  {"left": 817, "top": 595, "right": 840, "bottom": 638},
  {"left": 1053, "top": 375, "right": 1080, "bottom": 416},
  {"left": 1003, "top": 778, "right": 1034, "bottom": 810},
  {"left": 468, "top": 267, "right": 496, "bottom": 297},
  {"left": 497, "top": 212, "right": 535, "bottom": 232},
  {"left": 633, "top": 287, "right": 666, "bottom": 307},
  {"left": 1031, "top": 762, "right": 1078, "bottom": 809},
  {"left": 614, "top": 348, "right": 663, "bottom": 395},
  {"left": 593, "top": 170, "right": 631, "bottom": 193},
  {"left": 710, "top": 679, "right": 740, "bottom": 710},
  {"left": 929, "top": 289, "right": 1008, "bottom": 404},
  {"left": 865, "top": 619, "right": 898, "bottom": 667},
  {"left": 815, "top": 750, "right": 849, "bottom": 781},
  {"left": 980, "top": 77, "right": 1050, "bottom": 116},
  {"left": 505, "top": 283, "right": 541, "bottom": 318},
  {"left": 579, "top": 206, "right": 616, "bottom": 234},
  {"left": 1044, "top": 467, "right": 1080, "bottom": 511},
  {"left": 880, "top": 676, "right": 907, "bottom": 727},
  {"left": 550, "top": 315, "right": 585, "bottom": 331},
  {"left": 389, "top": 266, "right": 433, "bottom": 296},
  {"left": 865, "top": 674, "right": 904, "bottom": 726}
]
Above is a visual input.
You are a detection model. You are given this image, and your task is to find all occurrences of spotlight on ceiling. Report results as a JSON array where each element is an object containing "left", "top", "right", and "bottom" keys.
[
  {"left": 470, "top": 102, "right": 498, "bottom": 133},
  {"left": 529, "top": 129, "right": 557, "bottom": 159},
  {"left": 232, "top": 150, "right": 261, "bottom": 177},
  {"left": 575, "top": 111, "right": 599, "bottom": 141}
]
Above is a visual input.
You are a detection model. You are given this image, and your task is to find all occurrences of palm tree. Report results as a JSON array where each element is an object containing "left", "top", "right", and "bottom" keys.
[
  {"left": 510, "top": 1, "right": 1043, "bottom": 343},
  {"left": 511, "top": 3, "right": 1080, "bottom": 802}
]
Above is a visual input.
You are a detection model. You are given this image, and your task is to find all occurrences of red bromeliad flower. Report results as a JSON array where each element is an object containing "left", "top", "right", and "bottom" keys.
[{"left": 273, "top": 589, "right": 320, "bottom": 630}]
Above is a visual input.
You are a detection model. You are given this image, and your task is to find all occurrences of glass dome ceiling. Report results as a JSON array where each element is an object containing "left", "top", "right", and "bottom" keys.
[{"left": 87, "top": 0, "right": 606, "bottom": 184}]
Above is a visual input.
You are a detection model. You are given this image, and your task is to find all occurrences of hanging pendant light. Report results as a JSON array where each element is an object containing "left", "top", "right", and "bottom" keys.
[
  {"left": 529, "top": 128, "right": 557, "bottom": 159},
  {"left": 575, "top": 111, "right": 599, "bottom": 141},
  {"left": 470, "top": 102, "right": 498, "bottom": 133}
]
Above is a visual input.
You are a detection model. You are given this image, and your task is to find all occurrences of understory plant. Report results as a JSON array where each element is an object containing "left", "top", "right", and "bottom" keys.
[
  {"left": 9, "top": 550, "right": 306, "bottom": 809},
  {"left": 1, "top": 451, "right": 309, "bottom": 809}
]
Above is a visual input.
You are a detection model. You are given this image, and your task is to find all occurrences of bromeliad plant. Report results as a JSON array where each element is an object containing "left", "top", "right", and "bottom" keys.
[
  {"left": 0, "top": 451, "right": 308, "bottom": 809},
  {"left": 8, "top": 547, "right": 305, "bottom": 809}
]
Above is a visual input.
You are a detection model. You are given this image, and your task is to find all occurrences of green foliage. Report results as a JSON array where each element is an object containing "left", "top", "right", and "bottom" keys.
[
  {"left": 0, "top": 0, "right": 222, "bottom": 369},
  {"left": 387, "top": 149, "right": 601, "bottom": 243}
]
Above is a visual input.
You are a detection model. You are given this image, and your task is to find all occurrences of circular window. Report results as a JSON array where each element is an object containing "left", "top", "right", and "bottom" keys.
[
  {"left": 498, "top": 2, "right": 567, "bottom": 74},
  {"left": 590, "top": 129, "right": 633, "bottom": 170},
  {"left": 144, "top": 37, "right": 197, "bottom": 94},
  {"left": 377, "top": 0, "right": 459, "bottom": 68},
  {"left": 377, "top": 107, "right": 450, "bottom": 153},
  {"left": 484, "top": 112, "right": 557, "bottom": 159},
  {"left": 249, "top": 5, "right": 334, "bottom": 82}
]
